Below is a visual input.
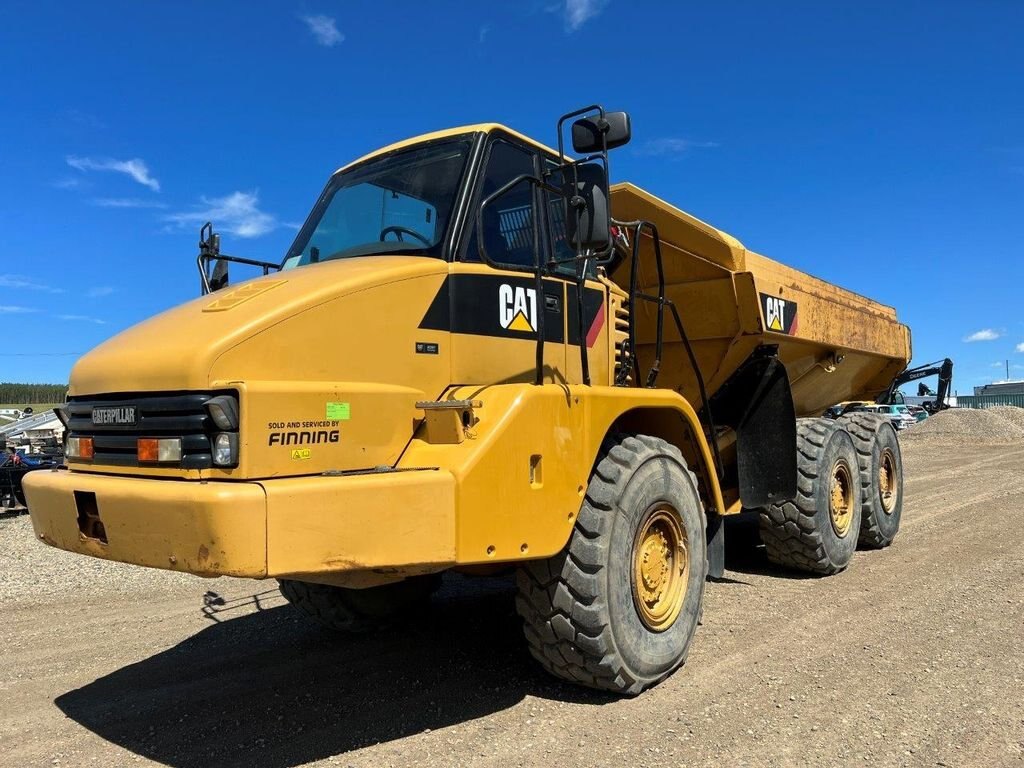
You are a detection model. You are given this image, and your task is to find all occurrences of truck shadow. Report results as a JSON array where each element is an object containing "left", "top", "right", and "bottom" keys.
[
  {"left": 721, "top": 512, "right": 817, "bottom": 580},
  {"left": 54, "top": 576, "right": 611, "bottom": 768}
]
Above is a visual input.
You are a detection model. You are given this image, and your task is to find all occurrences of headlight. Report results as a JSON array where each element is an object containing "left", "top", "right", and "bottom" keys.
[
  {"left": 213, "top": 432, "right": 238, "bottom": 466},
  {"left": 206, "top": 395, "right": 240, "bottom": 430}
]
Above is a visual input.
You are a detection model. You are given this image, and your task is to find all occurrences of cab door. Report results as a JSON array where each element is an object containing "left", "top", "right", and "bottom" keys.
[
  {"left": 442, "top": 135, "right": 569, "bottom": 386},
  {"left": 541, "top": 158, "right": 611, "bottom": 386}
]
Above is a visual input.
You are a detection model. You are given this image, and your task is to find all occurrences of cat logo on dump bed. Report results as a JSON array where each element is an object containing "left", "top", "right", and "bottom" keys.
[
  {"left": 499, "top": 283, "right": 537, "bottom": 333},
  {"left": 760, "top": 292, "right": 799, "bottom": 335}
]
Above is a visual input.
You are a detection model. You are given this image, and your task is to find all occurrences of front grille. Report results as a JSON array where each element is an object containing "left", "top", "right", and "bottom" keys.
[{"left": 66, "top": 392, "right": 226, "bottom": 469}]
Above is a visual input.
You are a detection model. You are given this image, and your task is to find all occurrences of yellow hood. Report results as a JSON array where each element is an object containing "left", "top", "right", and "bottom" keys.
[{"left": 69, "top": 256, "right": 447, "bottom": 396}]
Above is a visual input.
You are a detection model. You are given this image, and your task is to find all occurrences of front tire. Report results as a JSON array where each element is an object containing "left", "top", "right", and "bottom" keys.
[
  {"left": 515, "top": 434, "right": 707, "bottom": 695},
  {"left": 278, "top": 574, "right": 441, "bottom": 633}
]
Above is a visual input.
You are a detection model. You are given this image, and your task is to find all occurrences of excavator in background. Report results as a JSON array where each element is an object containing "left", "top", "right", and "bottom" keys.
[{"left": 877, "top": 358, "right": 953, "bottom": 414}]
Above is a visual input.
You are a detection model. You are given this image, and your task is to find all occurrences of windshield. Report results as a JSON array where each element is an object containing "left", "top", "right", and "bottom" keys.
[{"left": 282, "top": 137, "right": 473, "bottom": 270}]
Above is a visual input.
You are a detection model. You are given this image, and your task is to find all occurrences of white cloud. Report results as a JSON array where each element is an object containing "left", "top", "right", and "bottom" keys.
[
  {"left": 87, "top": 286, "right": 115, "bottom": 298},
  {"left": 0, "top": 274, "right": 64, "bottom": 293},
  {"left": 564, "top": 0, "right": 608, "bottom": 31},
  {"left": 52, "top": 177, "right": 86, "bottom": 190},
  {"left": 91, "top": 197, "right": 168, "bottom": 209},
  {"left": 992, "top": 361, "right": 1006, "bottom": 367},
  {"left": 56, "top": 314, "right": 106, "bottom": 325},
  {"left": 1017, "top": 342, "right": 1024, "bottom": 353},
  {"left": 164, "top": 191, "right": 279, "bottom": 238},
  {"left": 301, "top": 14, "right": 344, "bottom": 46},
  {"left": 66, "top": 156, "right": 160, "bottom": 191},
  {"left": 636, "top": 138, "right": 720, "bottom": 157},
  {"left": 479, "top": 24, "right": 491, "bottom": 44},
  {"left": 0, "top": 306, "right": 38, "bottom": 314},
  {"left": 963, "top": 329, "right": 1000, "bottom": 342}
]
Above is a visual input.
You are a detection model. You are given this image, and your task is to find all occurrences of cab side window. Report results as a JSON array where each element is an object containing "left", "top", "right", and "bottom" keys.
[
  {"left": 463, "top": 140, "right": 538, "bottom": 268},
  {"left": 544, "top": 159, "right": 597, "bottom": 278},
  {"left": 544, "top": 161, "right": 575, "bottom": 271}
]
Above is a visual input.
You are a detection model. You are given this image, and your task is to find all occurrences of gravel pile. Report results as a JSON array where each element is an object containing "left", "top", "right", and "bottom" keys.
[
  {"left": 902, "top": 406, "right": 1024, "bottom": 445},
  {"left": 0, "top": 514, "right": 198, "bottom": 605},
  {"left": 986, "top": 405, "right": 1024, "bottom": 431}
]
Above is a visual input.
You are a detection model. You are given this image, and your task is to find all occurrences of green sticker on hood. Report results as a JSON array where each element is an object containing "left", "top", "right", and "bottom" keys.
[{"left": 326, "top": 402, "right": 350, "bottom": 421}]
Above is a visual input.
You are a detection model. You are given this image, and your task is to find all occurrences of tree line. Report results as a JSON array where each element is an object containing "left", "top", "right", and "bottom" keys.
[{"left": 0, "top": 383, "right": 68, "bottom": 405}]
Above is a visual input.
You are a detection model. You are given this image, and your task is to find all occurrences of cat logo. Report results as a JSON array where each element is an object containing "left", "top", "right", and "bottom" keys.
[
  {"left": 765, "top": 296, "right": 787, "bottom": 331},
  {"left": 760, "top": 292, "right": 799, "bottom": 335},
  {"left": 499, "top": 283, "right": 537, "bottom": 333}
]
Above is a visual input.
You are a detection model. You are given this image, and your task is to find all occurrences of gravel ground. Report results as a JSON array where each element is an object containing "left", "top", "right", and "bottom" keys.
[
  {"left": 0, "top": 517, "right": 197, "bottom": 602},
  {"left": 1, "top": 427, "right": 1023, "bottom": 767}
]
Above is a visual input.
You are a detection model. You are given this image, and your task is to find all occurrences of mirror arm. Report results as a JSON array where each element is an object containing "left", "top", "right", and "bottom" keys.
[
  {"left": 197, "top": 221, "right": 219, "bottom": 295},
  {"left": 575, "top": 255, "right": 591, "bottom": 386},
  {"left": 196, "top": 221, "right": 280, "bottom": 296},
  {"left": 531, "top": 201, "right": 546, "bottom": 385},
  {"left": 556, "top": 104, "right": 606, "bottom": 165}
]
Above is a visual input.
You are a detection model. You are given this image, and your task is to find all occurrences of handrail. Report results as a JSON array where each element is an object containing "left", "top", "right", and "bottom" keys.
[{"left": 613, "top": 218, "right": 723, "bottom": 478}]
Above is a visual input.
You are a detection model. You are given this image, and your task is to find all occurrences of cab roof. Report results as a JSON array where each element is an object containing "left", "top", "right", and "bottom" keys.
[{"left": 332, "top": 124, "right": 562, "bottom": 176}]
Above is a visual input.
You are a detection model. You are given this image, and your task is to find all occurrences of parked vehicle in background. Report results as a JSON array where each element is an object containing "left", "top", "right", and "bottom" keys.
[
  {"left": 852, "top": 404, "right": 916, "bottom": 431},
  {"left": 1, "top": 438, "right": 58, "bottom": 511},
  {"left": 824, "top": 401, "right": 874, "bottom": 419},
  {"left": 906, "top": 405, "right": 928, "bottom": 422}
]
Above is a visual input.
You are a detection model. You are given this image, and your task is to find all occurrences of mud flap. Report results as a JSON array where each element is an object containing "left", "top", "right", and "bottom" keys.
[
  {"left": 705, "top": 510, "right": 725, "bottom": 579},
  {"left": 709, "top": 347, "right": 797, "bottom": 508}
]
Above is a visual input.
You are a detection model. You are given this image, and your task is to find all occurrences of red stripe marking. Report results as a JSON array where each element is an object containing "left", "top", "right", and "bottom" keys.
[{"left": 586, "top": 300, "right": 606, "bottom": 348}]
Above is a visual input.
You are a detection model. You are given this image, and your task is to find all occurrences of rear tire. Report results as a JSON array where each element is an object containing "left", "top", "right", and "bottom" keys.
[
  {"left": 838, "top": 412, "right": 903, "bottom": 548},
  {"left": 515, "top": 434, "right": 707, "bottom": 695},
  {"left": 759, "top": 418, "right": 862, "bottom": 575},
  {"left": 278, "top": 574, "right": 441, "bottom": 633}
]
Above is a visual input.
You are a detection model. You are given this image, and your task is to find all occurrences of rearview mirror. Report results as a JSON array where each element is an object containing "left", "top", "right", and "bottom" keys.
[
  {"left": 563, "top": 162, "right": 610, "bottom": 253},
  {"left": 571, "top": 112, "right": 632, "bottom": 154},
  {"left": 208, "top": 258, "right": 229, "bottom": 292}
]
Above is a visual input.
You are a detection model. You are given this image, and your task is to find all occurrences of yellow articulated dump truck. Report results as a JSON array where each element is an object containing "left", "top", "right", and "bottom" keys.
[{"left": 26, "top": 106, "right": 910, "bottom": 694}]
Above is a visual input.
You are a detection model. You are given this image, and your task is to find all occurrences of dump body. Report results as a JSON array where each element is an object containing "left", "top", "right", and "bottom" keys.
[{"left": 608, "top": 184, "right": 911, "bottom": 417}]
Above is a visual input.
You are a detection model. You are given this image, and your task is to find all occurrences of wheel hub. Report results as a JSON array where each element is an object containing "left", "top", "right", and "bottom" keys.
[
  {"left": 879, "top": 448, "right": 897, "bottom": 514},
  {"left": 632, "top": 506, "right": 689, "bottom": 632},
  {"left": 829, "top": 461, "right": 854, "bottom": 538}
]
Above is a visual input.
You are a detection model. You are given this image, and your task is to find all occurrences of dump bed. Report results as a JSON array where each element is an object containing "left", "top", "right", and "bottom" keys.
[{"left": 608, "top": 183, "right": 911, "bottom": 417}]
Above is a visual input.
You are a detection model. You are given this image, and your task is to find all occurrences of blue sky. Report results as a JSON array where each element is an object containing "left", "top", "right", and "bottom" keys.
[{"left": 1, "top": 1, "right": 1022, "bottom": 391}]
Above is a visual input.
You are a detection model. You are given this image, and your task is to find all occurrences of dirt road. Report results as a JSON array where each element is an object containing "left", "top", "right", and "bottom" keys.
[{"left": 2, "top": 441, "right": 1023, "bottom": 767}]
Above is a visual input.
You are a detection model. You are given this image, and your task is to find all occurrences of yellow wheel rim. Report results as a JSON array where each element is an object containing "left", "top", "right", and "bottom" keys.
[
  {"left": 879, "top": 448, "right": 898, "bottom": 514},
  {"left": 829, "top": 460, "right": 855, "bottom": 538},
  {"left": 631, "top": 505, "right": 689, "bottom": 632}
]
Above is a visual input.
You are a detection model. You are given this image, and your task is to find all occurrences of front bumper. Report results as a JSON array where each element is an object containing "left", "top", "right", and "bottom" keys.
[{"left": 23, "top": 468, "right": 457, "bottom": 579}]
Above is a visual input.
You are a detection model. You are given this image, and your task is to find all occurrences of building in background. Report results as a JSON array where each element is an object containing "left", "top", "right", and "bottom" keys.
[{"left": 973, "top": 380, "right": 1024, "bottom": 396}]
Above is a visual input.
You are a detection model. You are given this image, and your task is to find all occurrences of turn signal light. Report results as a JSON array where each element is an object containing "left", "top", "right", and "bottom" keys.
[
  {"left": 66, "top": 436, "right": 94, "bottom": 460},
  {"left": 137, "top": 438, "right": 182, "bottom": 463}
]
